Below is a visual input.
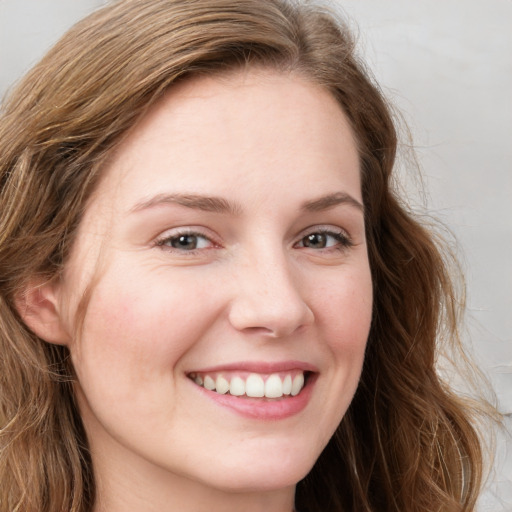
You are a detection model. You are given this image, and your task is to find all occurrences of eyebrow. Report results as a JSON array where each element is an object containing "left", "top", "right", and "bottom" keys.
[
  {"left": 130, "top": 193, "right": 243, "bottom": 215},
  {"left": 301, "top": 192, "right": 364, "bottom": 213},
  {"left": 130, "top": 191, "right": 363, "bottom": 215}
]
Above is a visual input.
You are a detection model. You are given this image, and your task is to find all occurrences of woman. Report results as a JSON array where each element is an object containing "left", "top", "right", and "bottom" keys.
[{"left": 0, "top": 1, "right": 491, "bottom": 511}]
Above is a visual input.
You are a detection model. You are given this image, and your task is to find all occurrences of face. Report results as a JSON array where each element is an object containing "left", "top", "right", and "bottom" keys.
[{"left": 55, "top": 70, "right": 372, "bottom": 505}]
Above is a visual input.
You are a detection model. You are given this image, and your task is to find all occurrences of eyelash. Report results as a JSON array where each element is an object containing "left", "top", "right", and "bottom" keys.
[
  {"left": 294, "top": 227, "right": 353, "bottom": 252},
  {"left": 154, "top": 226, "right": 353, "bottom": 255},
  {"left": 155, "top": 229, "right": 216, "bottom": 255}
]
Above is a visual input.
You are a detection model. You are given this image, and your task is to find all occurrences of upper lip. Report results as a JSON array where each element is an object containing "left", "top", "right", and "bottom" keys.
[{"left": 187, "top": 360, "right": 319, "bottom": 375}]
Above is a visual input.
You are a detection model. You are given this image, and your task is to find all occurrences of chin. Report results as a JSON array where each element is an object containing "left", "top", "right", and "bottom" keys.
[{"left": 197, "top": 447, "right": 318, "bottom": 493}]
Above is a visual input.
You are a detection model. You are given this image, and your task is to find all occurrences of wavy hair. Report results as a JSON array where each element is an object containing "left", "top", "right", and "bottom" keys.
[{"left": 0, "top": 1, "right": 489, "bottom": 510}]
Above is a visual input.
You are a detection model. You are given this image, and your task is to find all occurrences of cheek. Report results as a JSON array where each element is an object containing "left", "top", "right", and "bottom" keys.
[
  {"left": 316, "top": 265, "right": 373, "bottom": 349},
  {"left": 314, "top": 265, "right": 372, "bottom": 406},
  {"left": 69, "top": 268, "right": 219, "bottom": 399}
]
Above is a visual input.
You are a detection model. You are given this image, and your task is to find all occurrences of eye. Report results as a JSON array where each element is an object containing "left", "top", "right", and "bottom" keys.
[
  {"left": 156, "top": 231, "right": 214, "bottom": 251},
  {"left": 296, "top": 228, "right": 352, "bottom": 251}
]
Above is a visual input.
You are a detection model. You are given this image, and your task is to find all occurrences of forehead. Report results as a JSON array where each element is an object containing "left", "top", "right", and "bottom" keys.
[{"left": 88, "top": 68, "right": 361, "bottom": 216}]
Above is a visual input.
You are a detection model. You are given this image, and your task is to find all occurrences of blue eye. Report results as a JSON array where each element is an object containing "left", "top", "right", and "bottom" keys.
[{"left": 158, "top": 232, "right": 212, "bottom": 251}]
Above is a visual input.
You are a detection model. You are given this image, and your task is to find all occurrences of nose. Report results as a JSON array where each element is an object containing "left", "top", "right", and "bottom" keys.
[{"left": 228, "top": 249, "right": 314, "bottom": 338}]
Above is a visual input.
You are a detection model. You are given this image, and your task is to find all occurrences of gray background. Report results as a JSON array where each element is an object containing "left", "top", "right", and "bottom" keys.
[{"left": 1, "top": 0, "right": 510, "bottom": 509}]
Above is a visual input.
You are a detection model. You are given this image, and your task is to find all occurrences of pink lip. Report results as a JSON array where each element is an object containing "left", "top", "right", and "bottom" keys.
[
  {"left": 189, "top": 360, "right": 319, "bottom": 374},
  {"left": 187, "top": 361, "right": 319, "bottom": 421}
]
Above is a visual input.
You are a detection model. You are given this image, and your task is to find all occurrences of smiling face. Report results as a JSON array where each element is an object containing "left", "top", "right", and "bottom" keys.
[{"left": 52, "top": 69, "right": 373, "bottom": 510}]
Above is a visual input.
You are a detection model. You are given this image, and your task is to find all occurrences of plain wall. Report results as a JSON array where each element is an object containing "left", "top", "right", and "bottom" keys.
[{"left": 1, "top": 0, "right": 511, "bottom": 509}]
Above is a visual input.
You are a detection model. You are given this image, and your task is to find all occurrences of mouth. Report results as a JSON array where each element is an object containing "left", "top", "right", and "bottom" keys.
[
  {"left": 186, "top": 362, "right": 318, "bottom": 419},
  {"left": 188, "top": 370, "right": 310, "bottom": 399}
]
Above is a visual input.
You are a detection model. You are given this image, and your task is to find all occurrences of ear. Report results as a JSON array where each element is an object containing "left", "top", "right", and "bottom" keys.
[{"left": 15, "top": 278, "right": 71, "bottom": 345}]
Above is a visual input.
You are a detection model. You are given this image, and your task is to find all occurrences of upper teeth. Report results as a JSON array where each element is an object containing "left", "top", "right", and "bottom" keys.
[{"left": 191, "top": 372, "right": 305, "bottom": 398}]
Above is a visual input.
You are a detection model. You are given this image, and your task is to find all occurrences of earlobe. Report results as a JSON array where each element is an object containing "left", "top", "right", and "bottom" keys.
[{"left": 15, "top": 279, "right": 71, "bottom": 346}]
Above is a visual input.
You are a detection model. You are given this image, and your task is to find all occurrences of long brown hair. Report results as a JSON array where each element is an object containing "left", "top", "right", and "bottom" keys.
[{"left": 0, "top": 1, "right": 490, "bottom": 510}]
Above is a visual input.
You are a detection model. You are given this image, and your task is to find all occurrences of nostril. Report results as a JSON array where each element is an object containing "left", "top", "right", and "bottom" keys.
[{"left": 243, "top": 326, "right": 276, "bottom": 335}]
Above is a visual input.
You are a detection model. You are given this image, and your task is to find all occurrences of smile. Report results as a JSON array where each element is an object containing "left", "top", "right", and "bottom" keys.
[{"left": 188, "top": 371, "right": 307, "bottom": 399}]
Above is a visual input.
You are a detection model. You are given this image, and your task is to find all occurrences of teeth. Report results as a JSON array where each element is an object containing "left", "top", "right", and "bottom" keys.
[
  {"left": 230, "top": 377, "right": 245, "bottom": 396},
  {"left": 265, "top": 374, "right": 283, "bottom": 398},
  {"left": 291, "top": 374, "right": 304, "bottom": 396},
  {"left": 204, "top": 375, "right": 215, "bottom": 390},
  {"left": 216, "top": 375, "right": 229, "bottom": 394},
  {"left": 246, "top": 374, "right": 265, "bottom": 397},
  {"left": 282, "top": 375, "right": 292, "bottom": 395},
  {"left": 191, "top": 371, "right": 307, "bottom": 398}
]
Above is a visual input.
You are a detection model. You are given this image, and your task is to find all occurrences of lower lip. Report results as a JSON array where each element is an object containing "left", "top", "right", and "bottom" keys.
[{"left": 192, "top": 375, "right": 317, "bottom": 420}]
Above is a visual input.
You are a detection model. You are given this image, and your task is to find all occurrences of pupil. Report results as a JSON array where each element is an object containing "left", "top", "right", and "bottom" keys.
[
  {"left": 305, "top": 233, "right": 326, "bottom": 248},
  {"left": 172, "top": 235, "right": 196, "bottom": 250}
]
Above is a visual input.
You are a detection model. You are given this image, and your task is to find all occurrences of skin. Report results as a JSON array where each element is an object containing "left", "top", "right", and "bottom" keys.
[{"left": 35, "top": 69, "right": 373, "bottom": 512}]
